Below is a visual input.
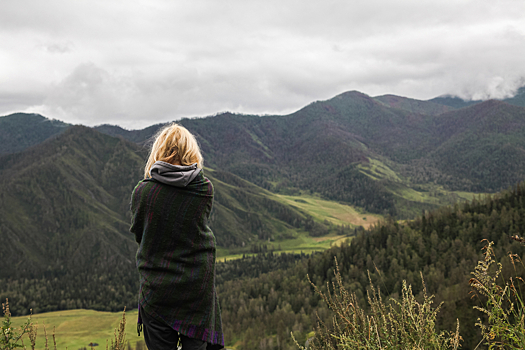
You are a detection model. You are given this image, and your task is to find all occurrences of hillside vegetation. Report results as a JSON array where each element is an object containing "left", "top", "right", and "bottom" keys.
[
  {"left": 2, "top": 88, "right": 525, "bottom": 349},
  {"left": 7, "top": 183, "right": 525, "bottom": 350},
  {"left": 0, "top": 113, "right": 69, "bottom": 155},
  {"left": 94, "top": 91, "right": 525, "bottom": 217},
  {"left": 0, "top": 126, "right": 350, "bottom": 315},
  {"left": 213, "top": 183, "right": 525, "bottom": 349}
]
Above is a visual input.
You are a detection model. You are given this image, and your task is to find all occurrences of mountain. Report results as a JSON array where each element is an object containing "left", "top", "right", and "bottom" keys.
[
  {"left": 373, "top": 94, "right": 456, "bottom": 115},
  {"left": 0, "top": 113, "right": 70, "bottom": 155},
  {"left": 428, "top": 95, "right": 481, "bottom": 109},
  {"left": 94, "top": 91, "right": 525, "bottom": 217},
  {"left": 94, "top": 123, "right": 163, "bottom": 144},
  {"left": 4, "top": 89, "right": 525, "bottom": 220},
  {"left": 504, "top": 86, "right": 525, "bottom": 108},
  {"left": 0, "top": 126, "right": 143, "bottom": 278},
  {"left": 0, "top": 126, "right": 338, "bottom": 277},
  {"left": 429, "top": 100, "right": 525, "bottom": 191}
]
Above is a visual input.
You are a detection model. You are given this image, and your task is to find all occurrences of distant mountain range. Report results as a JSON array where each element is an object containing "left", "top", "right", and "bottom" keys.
[
  {"left": 95, "top": 89, "right": 525, "bottom": 207},
  {"left": 1, "top": 88, "right": 525, "bottom": 280}
]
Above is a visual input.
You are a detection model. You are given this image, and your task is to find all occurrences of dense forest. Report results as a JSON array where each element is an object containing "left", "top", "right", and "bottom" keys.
[
  {"left": 3, "top": 90, "right": 525, "bottom": 220},
  {"left": 4, "top": 183, "right": 525, "bottom": 349},
  {"left": 216, "top": 183, "right": 525, "bottom": 349},
  {"left": 94, "top": 93, "right": 525, "bottom": 217},
  {"left": 0, "top": 126, "right": 342, "bottom": 282}
]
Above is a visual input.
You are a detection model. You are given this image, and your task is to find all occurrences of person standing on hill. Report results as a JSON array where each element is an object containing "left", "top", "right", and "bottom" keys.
[{"left": 130, "top": 124, "right": 224, "bottom": 350}]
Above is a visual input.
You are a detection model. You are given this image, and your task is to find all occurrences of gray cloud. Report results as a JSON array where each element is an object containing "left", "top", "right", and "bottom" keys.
[{"left": 1, "top": 0, "right": 524, "bottom": 128}]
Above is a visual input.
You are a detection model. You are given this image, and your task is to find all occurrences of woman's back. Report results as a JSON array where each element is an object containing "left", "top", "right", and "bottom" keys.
[{"left": 131, "top": 124, "right": 224, "bottom": 349}]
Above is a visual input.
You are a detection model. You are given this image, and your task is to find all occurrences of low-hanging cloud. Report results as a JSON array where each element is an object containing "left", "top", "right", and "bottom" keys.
[{"left": 1, "top": 0, "right": 524, "bottom": 128}]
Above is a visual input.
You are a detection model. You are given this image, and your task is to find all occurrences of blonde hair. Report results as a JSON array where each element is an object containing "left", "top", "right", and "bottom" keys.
[{"left": 144, "top": 123, "right": 203, "bottom": 178}]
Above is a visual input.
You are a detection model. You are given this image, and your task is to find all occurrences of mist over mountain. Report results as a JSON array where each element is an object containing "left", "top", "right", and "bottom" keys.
[{"left": 429, "top": 85, "right": 525, "bottom": 109}]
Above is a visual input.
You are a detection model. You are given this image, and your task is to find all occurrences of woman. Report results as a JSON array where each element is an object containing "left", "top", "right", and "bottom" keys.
[{"left": 130, "top": 123, "right": 224, "bottom": 350}]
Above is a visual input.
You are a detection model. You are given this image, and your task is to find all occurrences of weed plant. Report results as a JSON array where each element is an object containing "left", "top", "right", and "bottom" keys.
[
  {"left": 1, "top": 299, "right": 36, "bottom": 350},
  {"left": 296, "top": 258, "right": 460, "bottom": 350},
  {"left": 469, "top": 240, "right": 525, "bottom": 349}
]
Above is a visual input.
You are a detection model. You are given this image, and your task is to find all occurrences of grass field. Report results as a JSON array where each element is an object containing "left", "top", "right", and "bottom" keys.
[
  {"left": 275, "top": 193, "right": 382, "bottom": 228},
  {"left": 217, "top": 232, "right": 350, "bottom": 261},
  {"left": 11, "top": 309, "right": 142, "bottom": 350},
  {"left": 216, "top": 192, "right": 381, "bottom": 260}
]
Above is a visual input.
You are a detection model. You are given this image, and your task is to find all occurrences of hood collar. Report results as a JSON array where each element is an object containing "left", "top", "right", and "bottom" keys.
[{"left": 149, "top": 161, "right": 201, "bottom": 187}]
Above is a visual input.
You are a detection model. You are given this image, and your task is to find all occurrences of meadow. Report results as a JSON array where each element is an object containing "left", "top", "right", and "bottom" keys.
[{"left": 11, "top": 309, "right": 142, "bottom": 350}]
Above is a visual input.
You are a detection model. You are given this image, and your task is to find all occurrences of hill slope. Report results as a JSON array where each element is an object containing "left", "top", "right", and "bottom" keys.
[
  {"left": 4, "top": 89, "right": 525, "bottom": 219},
  {"left": 213, "top": 183, "right": 525, "bottom": 349},
  {"left": 428, "top": 100, "right": 525, "bottom": 191},
  {"left": 0, "top": 126, "right": 340, "bottom": 277},
  {"left": 0, "top": 113, "right": 70, "bottom": 155},
  {"left": 0, "top": 126, "right": 142, "bottom": 277}
]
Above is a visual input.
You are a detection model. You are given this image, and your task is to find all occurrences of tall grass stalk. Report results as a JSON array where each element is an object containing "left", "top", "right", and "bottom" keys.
[
  {"left": 1, "top": 299, "right": 35, "bottom": 350},
  {"left": 295, "top": 258, "right": 460, "bottom": 350},
  {"left": 470, "top": 240, "right": 525, "bottom": 349}
]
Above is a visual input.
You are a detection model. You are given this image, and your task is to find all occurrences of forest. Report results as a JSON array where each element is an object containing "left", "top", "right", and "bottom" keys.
[{"left": 4, "top": 183, "right": 525, "bottom": 349}]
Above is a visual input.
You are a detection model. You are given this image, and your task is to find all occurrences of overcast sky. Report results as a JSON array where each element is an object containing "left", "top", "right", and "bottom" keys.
[{"left": 1, "top": 0, "right": 524, "bottom": 129}]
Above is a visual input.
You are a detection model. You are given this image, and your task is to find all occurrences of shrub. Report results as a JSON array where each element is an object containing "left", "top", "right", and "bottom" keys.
[
  {"left": 296, "top": 258, "right": 460, "bottom": 350},
  {"left": 1, "top": 299, "right": 36, "bottom": 350},
  {"left": 470, "top": 240, "right": 525, "bottom": 349}
]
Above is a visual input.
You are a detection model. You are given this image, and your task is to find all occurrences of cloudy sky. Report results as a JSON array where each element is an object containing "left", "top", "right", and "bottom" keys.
[{"left": 1, "top": 0, "right": 525, "bottom": 129}]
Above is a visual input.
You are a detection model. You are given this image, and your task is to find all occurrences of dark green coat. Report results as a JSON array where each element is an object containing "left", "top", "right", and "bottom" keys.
[{"left": 130, "top": 166, "right": 223, "bottom": 347}]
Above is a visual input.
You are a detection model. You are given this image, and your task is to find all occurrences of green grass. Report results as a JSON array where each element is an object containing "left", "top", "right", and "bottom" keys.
[
  {"left": 215, "top": 190, "right": 380, "bottom": 260},
  {"left": 274, "top": 193, "right": 382, "bottom": 228},
  {"left": 387, "top": 181, "right": 482, "bottom": 206},
  {"left": 11, "top": 309, "right": 142, "bottom": 350},
  {"left": 356, "top": 157, "right": 481, "bottom": 210},
  {"left": 216, "top": 232, "right": 351, "bottom": 260},
  {"left": 357, "top": 158, "right": 402, "bottom": 182}
]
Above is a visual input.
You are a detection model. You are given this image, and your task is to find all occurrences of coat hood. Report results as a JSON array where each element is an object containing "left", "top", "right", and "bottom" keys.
[{"left": 149, "top": 161, "right": 202, "bottom": 187}]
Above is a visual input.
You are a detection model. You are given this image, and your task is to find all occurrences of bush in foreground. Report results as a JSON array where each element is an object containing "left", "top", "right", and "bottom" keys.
[
  {"left": 302, "top": 239, "right": 525, "bottom": 350},
  {"left": 296, "top": 258, "right": 460, "bottom": 350},
  {"left": 470, "top": 240, "right": 525, "bottom": 349}
]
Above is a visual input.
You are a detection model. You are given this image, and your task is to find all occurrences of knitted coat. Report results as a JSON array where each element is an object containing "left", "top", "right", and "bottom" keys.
[{"left": 130, "top": 162, "right": 224, "bottom": 347}]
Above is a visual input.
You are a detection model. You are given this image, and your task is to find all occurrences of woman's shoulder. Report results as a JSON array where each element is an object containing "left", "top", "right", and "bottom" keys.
[
  {"left": 200, "top": 172, "right": 214, "bottom": 193},
  {"left": 203, "top": 175, "right": 214, "bottom": 193},
  {"left": 132, "top": 178, "right": 158, "bottom": 194},
  {"left": 185, "top": 171, "right": 213, "bottom": 196}
]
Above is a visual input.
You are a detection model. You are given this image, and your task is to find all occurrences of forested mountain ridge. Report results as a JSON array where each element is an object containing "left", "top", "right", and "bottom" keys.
[
  {"left": 216, "top": 183, "right": 525, "bottom": 349},
  {"left": 0, "top": 126, "right": 143, "bottom": 278},
  {"left": 0, "top": 113, "right": 69, "bottom": 155},
  {"left": 428, "top": 100, "right": 525, "bottom": 191},
  {"left": 373, "top": 94, "right": 456, "bottom": 116},
  {"left": 92, "top": 91, "right": 525, "bottom": 218},
  {"left": 0, "top": 126, "right": 338, "bottom": 278},
  {"left": 4, "top": 87, "right": 525, "bottom": 218}
]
